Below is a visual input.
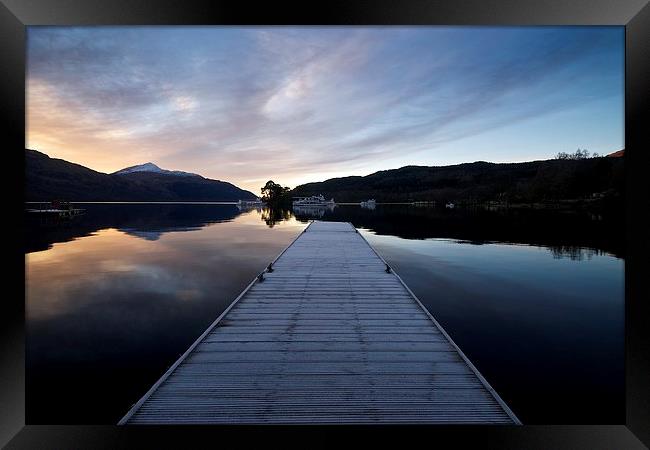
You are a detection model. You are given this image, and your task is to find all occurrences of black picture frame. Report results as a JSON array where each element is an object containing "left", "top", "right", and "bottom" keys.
[{"left": 2, "top": 0, "right": 648, "bottom": 448}]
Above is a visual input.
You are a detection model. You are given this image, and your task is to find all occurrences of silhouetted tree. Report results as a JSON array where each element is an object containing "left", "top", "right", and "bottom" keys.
[{"left": 261, "top": 180, "right": 290, "bottom": 206}]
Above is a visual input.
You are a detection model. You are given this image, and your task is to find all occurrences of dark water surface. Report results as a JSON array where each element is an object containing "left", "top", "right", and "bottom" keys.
[{"left": 25, "top": 203, "right": 624, "bottom": 424}]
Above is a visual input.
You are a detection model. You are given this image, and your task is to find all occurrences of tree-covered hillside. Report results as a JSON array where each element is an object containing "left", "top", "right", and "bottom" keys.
[{"left": 291, "top": 157, "right": 624, "bottom": 204}]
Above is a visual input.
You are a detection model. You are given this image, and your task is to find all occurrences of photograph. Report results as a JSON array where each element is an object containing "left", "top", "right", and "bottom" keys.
[{"left": 23, "top": 25, "right": 626, "bottom": 427}]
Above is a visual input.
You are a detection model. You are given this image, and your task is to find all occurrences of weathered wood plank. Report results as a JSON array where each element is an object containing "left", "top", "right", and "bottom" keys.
[
  {"left": 195, "top": 341, "right": 454, "bottom": 352},
  {"left": 186, "top": 351, "right": 462, "bottom": 363},
  {"left": 121, "top": 220, "right": 520, "bottom": 425},
  {"left": 206, "top": 328, "right": 447, "bottom": 335}
]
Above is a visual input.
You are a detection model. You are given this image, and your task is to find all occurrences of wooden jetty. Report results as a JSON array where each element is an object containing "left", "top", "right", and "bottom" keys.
[{"left": 119, "top": 221, "right": 520, "bottom": 424}]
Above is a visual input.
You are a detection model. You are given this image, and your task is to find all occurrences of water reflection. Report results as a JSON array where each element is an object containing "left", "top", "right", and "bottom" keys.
[
  {"left": 260, "top": 207, "right": 292, "bottom": 227},
  {"left": 25, "top": 203, "right": 624, "bottom": 259},
  {"left": 299, "top": 204, "right": 625, "bottom": 258},
  {"left": 292, "top": 203, "right": 337, "bottom": 219},
  {"left": 25, "top": 203, "right": 243, "bottom": 253},
  {"left": 25, "top": 203, "right": 624, "bottom": 424}
]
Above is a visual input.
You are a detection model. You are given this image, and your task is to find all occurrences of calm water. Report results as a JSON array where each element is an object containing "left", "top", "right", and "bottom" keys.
[{"left": 25, "top": 203, "right": 624, "bottom": 424}]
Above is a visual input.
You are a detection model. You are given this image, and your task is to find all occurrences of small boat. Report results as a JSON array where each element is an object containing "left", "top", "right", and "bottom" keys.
[
  {"left": 445, "top": 202, "right": 455, "bottom": 209},
  {"left": 237, "top": 199, "right": 265, "bottom": 211},
  {"left": 292, "top": 195, "right": 335, "bottom": 207},
  {"left": 26, "top": 200, "right": 85, "bottom": 218},
  {"left": 360, "top": 199, "right": 376, "bottom": 210},
  {"left": 237, "top": 199, "right": 265, "bottom": 206}
]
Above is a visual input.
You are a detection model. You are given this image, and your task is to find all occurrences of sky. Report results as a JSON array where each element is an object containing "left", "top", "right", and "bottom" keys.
[{"left": 27, "top": 26, "right": 624, "bottom": 192}]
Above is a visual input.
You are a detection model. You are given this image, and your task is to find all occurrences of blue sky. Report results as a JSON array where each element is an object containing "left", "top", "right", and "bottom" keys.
[{"left": 27, "top": 26, "right": 624, "bottom": 191}]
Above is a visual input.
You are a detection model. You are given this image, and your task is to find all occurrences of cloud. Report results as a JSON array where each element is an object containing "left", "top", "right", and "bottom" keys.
[
  {"left": 27, "top": 26, "right": 624, "bottom": 191},
  {"left": 172, "top": 96, "right": 198, "bottom": 112},
  {"left": 262, "top": 73, "right": 312, "bottom": 119}
]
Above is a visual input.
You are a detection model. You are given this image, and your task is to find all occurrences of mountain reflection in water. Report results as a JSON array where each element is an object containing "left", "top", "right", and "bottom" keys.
[{"left": 25, "top": 203, "right": 623, "bottom": 258}]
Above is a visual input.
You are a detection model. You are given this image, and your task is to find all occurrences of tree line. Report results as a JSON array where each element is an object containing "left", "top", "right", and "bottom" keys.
[{"left": 555, "top": 148, "right": 600, "bottom": 160}]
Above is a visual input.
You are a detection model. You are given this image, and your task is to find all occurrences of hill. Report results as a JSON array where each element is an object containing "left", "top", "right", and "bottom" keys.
[
  {"left": 290, "top": 157, "right": 624, "bottom": 204},
  {"left": 25, "top": 149, "right": 257, "bottom": 202},
  {"left": 606, "top": 149, "right": 625, "bottom": 158}
]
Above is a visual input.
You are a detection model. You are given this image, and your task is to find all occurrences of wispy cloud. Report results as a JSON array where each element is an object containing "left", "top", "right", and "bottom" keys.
[{"left": 27, "top": 26, "right": 624, "bottom": 192}]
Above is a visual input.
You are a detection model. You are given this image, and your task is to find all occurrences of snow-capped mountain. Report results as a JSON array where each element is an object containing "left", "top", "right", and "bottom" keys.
[
  {"left": 112, "top": 162, "right": 200, "bottom": 177},
  {"left": 26, "top": 149, "right": 258, "bottom": 201}
]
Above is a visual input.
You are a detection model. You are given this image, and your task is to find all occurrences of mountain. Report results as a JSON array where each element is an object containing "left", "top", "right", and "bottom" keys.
[
  {"left": 291, "top": 157, "right": 624, "bottom": 204},
  {"left": 113, "top": 162, "right": 199, "bottom": 177},
  {"left": 25, "top": 149, "right": 257, "bottom": 202}
]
